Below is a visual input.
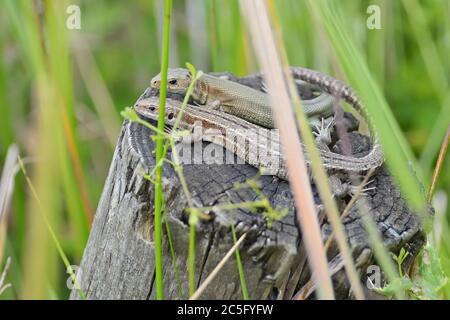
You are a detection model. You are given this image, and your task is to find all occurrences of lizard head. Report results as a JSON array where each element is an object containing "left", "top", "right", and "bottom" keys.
[
  {"left": 150, "top": 68, "right": 192, "bottom": 93},
  {"left": 134, "top": 97, "right": 180, "bottom": 128}
]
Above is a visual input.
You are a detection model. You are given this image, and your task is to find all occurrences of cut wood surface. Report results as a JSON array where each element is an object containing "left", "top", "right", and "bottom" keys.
[{"left": 70, "top": 73, "right": 425, "bottom": 300}]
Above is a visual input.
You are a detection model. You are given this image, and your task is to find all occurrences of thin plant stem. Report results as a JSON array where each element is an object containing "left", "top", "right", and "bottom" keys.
[
  {"left": 428, "top": 125, "right": 450, "bottom": 202},
  {"left": 17, "top": 156, "right": 86, "bottom": 300},
  {"left": 153, "top": 0, "right": 172, "bottom": 300},
  {"left": 231, "top": 224, "right": 249, "bottom": 299},
  {"left": 190, "top": 233, "right": 247, "bottom": 300}
]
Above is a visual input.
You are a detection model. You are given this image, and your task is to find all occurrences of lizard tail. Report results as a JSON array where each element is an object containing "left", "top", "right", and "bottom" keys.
[{"left": 289, "top": 67, "right": 380, "bottom": 148}]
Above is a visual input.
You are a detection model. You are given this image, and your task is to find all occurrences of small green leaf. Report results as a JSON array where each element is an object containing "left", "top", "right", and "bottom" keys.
[
  {"left": 375, "top": 277, "right": 414, "bottom": 298},
  {"left": 185, "top": 62, "right": 196, "bottom": 75}
]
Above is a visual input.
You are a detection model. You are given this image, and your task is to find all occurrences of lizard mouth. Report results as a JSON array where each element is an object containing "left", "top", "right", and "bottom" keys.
[{"left": 164, "top": 125, "right": 173, "bottom": 134}]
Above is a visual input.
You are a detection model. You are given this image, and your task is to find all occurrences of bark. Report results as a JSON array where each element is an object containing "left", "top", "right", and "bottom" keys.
[{"left": 70, "top": 73, "right": 426, "bottom": 300}]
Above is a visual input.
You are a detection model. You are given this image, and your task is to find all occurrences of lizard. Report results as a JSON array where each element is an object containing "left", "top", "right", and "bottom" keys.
[
  {"left": 149, "top": 67, "right": 382, "bottom": 157},
  {"left": 150, "top": 68, "right": 337, "bottom": 135},
  {"left": 133, "top": 96, "right": 383, "bottom": 196}
]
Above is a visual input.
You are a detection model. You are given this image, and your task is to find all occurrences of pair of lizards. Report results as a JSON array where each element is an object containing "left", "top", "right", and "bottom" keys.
[{"left": 134, "top": 67, "right": 384, "bottom": 196}]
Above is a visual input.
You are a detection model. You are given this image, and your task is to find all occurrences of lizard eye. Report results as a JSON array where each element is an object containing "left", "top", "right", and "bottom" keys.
[
  {"left": 169, "top": 79, "right": 178, "bottom": 85},
  {"left": 167, "top": 112, "right": 175, "bottom": 120},
  {"left": 149, "top": 105, "right": 156, "bottom": 111}
]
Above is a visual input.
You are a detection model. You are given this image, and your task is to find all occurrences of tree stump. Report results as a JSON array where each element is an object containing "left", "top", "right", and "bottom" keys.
[{"left": 70, "top": 73, "right": 426, "bottom": 300}]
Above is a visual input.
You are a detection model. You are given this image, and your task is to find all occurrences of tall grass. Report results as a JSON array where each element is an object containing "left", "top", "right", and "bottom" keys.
[
  {"left": 3, "top": 0, "right": 109, "bottom": 298},
  {"left": 305, "top": 0, "right": 430, "bottom": 298},
  {"left": 5, "top": 0, "right": 59, "bottom": 299},
  {"left": 267, "top": 0, "right": 365, "bottom": 299},
  {"left": 401, "top": 0, "right": 450, "bottom": 175},
  {"left": 0, "top": 0, "right": 448, "bottom": 299},
  {"left": 240, "top": 0, "right": 335, "bottom": 299},
  {"left": 307, "top": 1, "right": 427, "bottom": 213}
]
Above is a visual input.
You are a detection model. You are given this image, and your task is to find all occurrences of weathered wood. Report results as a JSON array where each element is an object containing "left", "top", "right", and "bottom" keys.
[{"left": 70, "top": 73, "right": 426, "bottom": 300}]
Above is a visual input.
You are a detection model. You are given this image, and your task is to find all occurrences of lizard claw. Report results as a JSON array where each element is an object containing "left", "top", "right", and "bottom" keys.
[
  {"left": 348, "top": 179, "right": 376, "bottom": 197},
  {"left": 313, "top": 117, "right": 334, "bottom": 147},
  {"left": 330, "top": 174, "right": 376, "bottom": 199}
]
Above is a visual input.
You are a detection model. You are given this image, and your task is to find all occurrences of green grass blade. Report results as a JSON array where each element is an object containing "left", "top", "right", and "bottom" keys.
[
  {"left": 267, "top": 0, "right": 364, "bottom": 299},
  {"left": 162, "top": 200, "right": 184, "bottom": 299},
  {"left": 231, "top": 225, "right": 249, "bottom": 299},
  {"left": 18, "top": 157, "right": 86, "bottom": 300},
  {"left": 400, "top": 0, "right": 450, "bottom": 174},
  {"left": 308, "top": 0, "right": 427, "bottom": 213},
  {"left": 188, "top": 212, "right": 196, "bottom": 297},
  {"left": 46, "top": 0, "right": 91, "bottom": 258}
]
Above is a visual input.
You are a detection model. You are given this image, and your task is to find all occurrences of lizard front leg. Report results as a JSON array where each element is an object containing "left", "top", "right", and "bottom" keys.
[
  {"left": 204, "top": 99, "right": 224, "bottom": 112},
  {"left": 312, "top": 116, "right": 334, "bottom": 150},
  {"left": 328, "top": 173, "right": 349, "bottom": 198},
  {"left": 327, "top": 172, "right": 376, "bottom": 198}
]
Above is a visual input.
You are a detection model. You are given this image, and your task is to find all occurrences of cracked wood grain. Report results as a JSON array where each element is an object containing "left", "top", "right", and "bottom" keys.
[{"left": 70, "top": 72, "right": 426, "bottom": 300}]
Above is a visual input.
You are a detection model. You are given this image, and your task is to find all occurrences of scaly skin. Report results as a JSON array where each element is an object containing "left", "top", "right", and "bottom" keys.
[
  {"left": 134, "top": 96, "right": 384, "bottom": 179},
  {"left": 150, "top": 68, "right": 336, "bottom": 129},
  {"left": 150, "top": 67, "right": 382, "bottom": 165}
]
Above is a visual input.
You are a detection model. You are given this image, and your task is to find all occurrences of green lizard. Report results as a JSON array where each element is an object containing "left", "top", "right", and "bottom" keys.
[{"left": 150, "top": 68, "right": 336, "bottom": 130}]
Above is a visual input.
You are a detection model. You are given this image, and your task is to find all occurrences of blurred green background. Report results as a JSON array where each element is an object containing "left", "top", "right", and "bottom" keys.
[{"left": 0, "top": 0, "right": 448, "bottom": 299}]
